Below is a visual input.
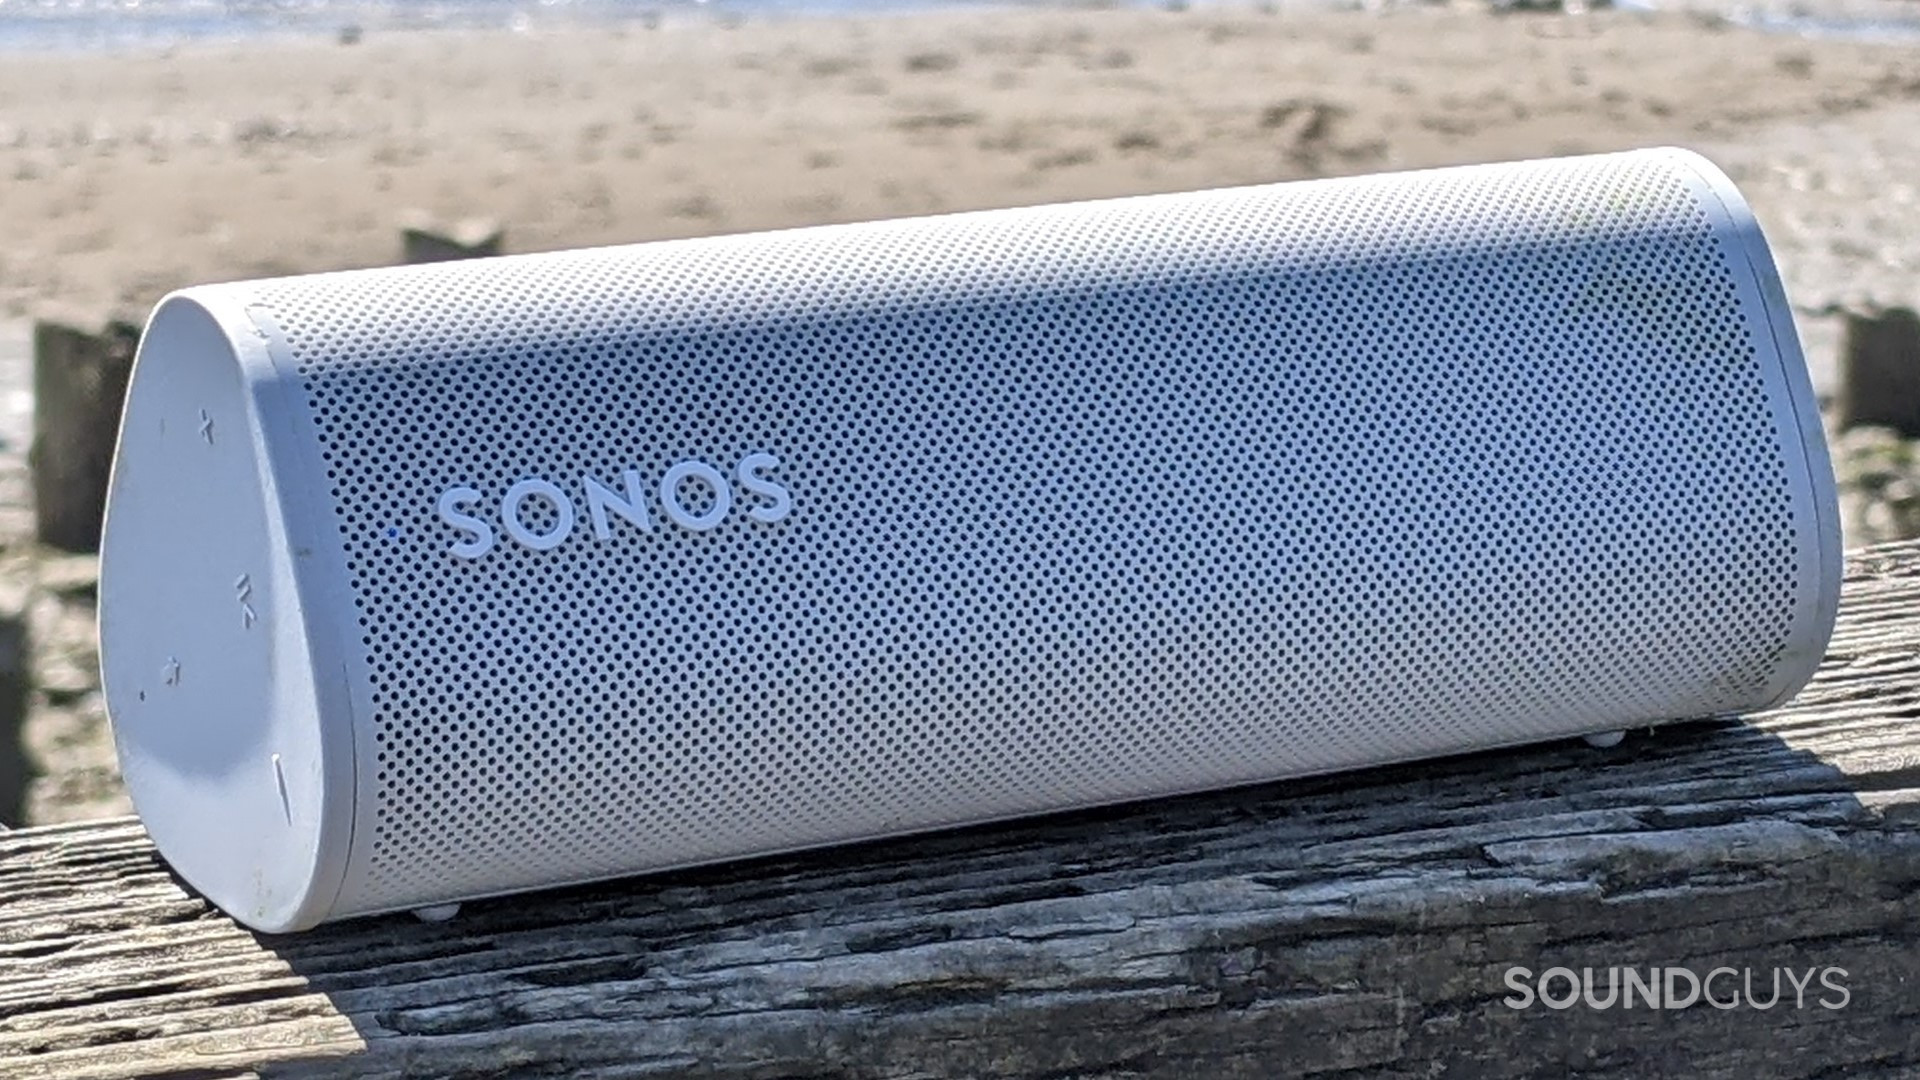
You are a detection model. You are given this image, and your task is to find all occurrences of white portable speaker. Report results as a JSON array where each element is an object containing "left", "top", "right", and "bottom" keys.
[{"left": 100, "top": 148, "right": 1840, "bottom": 933}]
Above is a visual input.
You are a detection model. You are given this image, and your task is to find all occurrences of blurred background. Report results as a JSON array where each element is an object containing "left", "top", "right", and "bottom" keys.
[{"left": 1, "top": 0, "right": 1917, "bottom": 827}]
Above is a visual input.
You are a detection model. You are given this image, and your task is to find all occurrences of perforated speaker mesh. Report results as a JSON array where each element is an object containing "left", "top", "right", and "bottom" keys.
[{"left": 237, "top": 149, "right": 1829, "bottom": 918}]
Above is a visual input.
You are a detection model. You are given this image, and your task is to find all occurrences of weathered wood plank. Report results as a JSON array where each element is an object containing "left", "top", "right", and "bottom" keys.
[{"left": 4, "top": 543, "right": 1920, "bottom": 1078}]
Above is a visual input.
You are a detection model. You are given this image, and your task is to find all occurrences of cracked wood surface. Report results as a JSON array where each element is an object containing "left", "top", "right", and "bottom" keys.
[{"left": 3, "top": 543, "right": 1920, "bottom": 1078}]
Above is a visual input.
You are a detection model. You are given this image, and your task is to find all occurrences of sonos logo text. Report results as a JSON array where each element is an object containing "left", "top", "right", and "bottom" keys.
[{"left": 435, "top": 451, "right": 792, "bottom": 559}]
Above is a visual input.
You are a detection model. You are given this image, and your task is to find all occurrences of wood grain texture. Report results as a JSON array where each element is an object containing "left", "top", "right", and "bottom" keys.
[{"left": 4, "top": 543, "right": 1920, "bottom": 1079}]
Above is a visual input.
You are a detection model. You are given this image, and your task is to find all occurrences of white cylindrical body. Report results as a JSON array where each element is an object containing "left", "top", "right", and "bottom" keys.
[{"left": 99, "top": 148, "right": 1841, "bottom": 931}]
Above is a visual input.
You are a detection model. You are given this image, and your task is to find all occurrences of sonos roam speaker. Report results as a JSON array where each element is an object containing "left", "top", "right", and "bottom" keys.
[{"left": 100, "top": 148, "right": 1840, "bottom": 932}]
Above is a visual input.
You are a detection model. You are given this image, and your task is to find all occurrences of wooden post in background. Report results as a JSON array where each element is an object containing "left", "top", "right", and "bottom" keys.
[
  {"left": 29, "top": 315, "right": 138, "bottom": 554},
  {"left": 0, "top": 581, "right": 32, "bottom": 827},
  {"left": 400, "top": 214, "right": 504, "bottom": 264},
  {"left": 1836, "top": 305, "right": 1920, "bottom": 438}
]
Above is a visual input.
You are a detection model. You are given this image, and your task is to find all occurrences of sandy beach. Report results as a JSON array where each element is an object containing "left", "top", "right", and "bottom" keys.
[
  {"left": 1, "top": 4, "right": 1918, "bottom": 825},
  {"left": 2, "top": 6, "right": 1919, "bottom": 324}
]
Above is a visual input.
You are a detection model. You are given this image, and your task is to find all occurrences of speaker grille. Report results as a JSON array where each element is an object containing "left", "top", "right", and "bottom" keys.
[{"left": 255, "top": 152, "right": 1807, "bottom": 916}]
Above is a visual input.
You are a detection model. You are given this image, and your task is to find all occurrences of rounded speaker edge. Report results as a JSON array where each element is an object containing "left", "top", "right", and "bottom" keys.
[
  {"left": 98, "top": 289, "right": 353, "bottom": 932},
  {"left": 1655, "top": 145, "right": 1844, "bottom": 712}
]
